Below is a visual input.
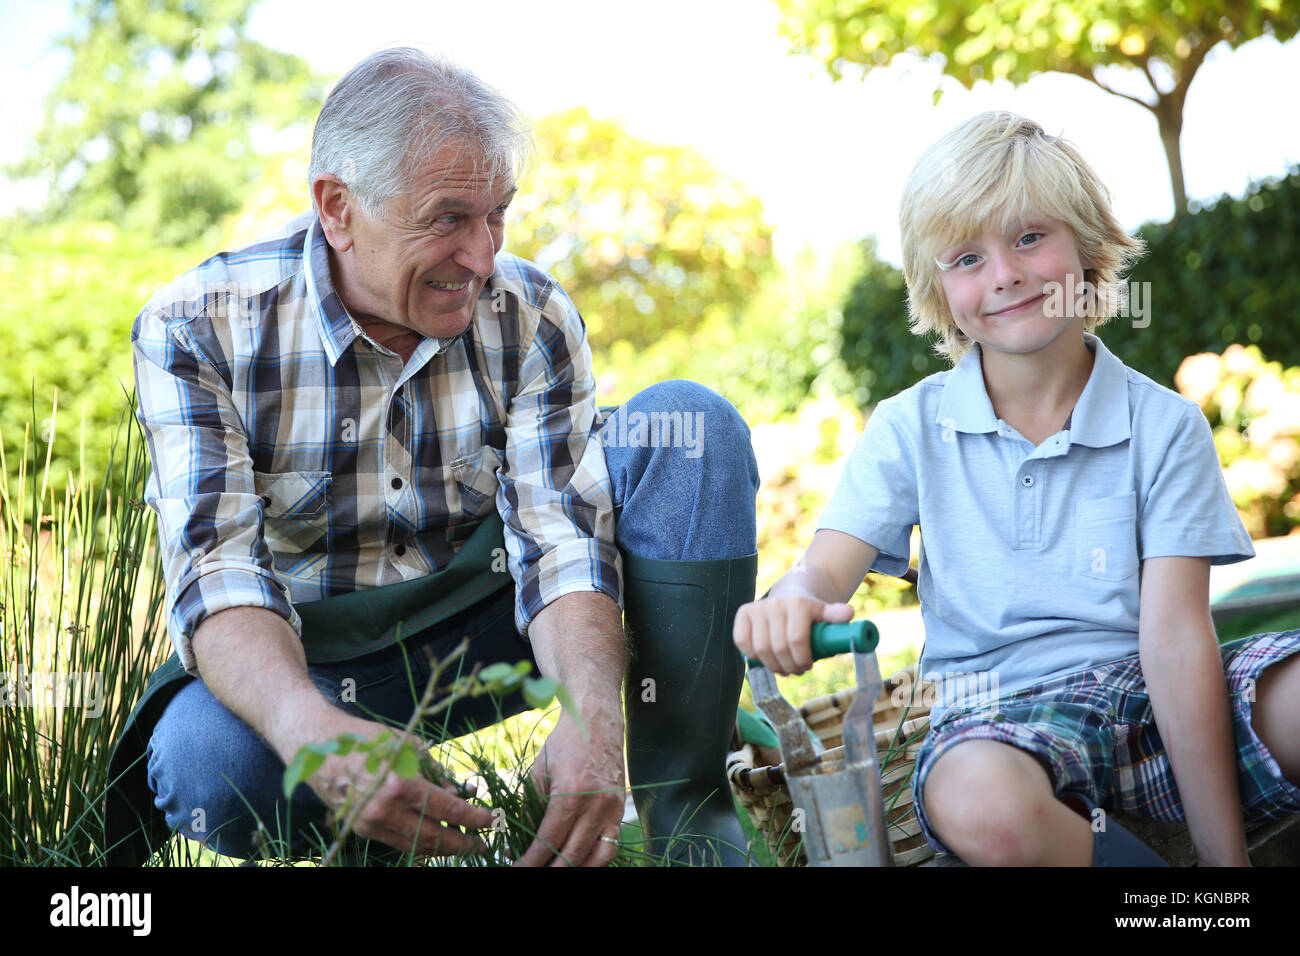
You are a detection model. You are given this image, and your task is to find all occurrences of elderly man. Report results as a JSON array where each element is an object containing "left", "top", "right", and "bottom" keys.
[{"left": 106, "top": 47, "right": 759, "bottom": 867}]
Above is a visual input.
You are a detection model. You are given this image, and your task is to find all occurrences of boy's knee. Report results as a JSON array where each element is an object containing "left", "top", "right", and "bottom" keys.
[{"left": 921, "top": 740, "right": 1060, "bottom": 865}]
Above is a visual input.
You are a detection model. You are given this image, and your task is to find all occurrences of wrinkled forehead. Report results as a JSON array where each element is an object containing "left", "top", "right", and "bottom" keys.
[{"left": 403, "top": 140, "right": 516, "bottom": 205}]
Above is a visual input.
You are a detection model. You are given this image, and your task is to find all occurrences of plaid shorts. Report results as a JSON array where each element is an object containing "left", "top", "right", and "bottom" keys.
[{"left": 911, "top": 630, "right": 1300, "bottom": 856}]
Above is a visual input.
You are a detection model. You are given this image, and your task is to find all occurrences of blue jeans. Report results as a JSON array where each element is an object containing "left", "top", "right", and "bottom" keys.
[{"left": 147, "top": 380, "right": 759, "bottom": 860}]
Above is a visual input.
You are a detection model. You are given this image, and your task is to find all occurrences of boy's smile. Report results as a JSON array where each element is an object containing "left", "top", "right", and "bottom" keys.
[{"left": 937, "top": 215, "right": 1089, "bottom": 357}]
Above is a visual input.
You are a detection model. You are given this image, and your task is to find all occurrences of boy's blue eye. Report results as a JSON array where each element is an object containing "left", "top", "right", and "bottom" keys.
[
  {"left": 957, "top": 253, "right": 979, "bottom": 267},
  {"left": 1018, "top": 232, "right": 1043, "bottom": 247}
]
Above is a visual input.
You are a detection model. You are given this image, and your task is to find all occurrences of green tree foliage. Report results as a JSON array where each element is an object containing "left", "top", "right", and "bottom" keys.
[
  {"left": 1106, "top": 168, "right": 1300, "bottom": 384},
  {"left": 771, "top": 0, "right": 1300, "bottom": 211},
  {"left": 836, "top": 168, "right": 1300, "bottom": 398},
  {"left": 507, "top": 107, "right": 775, "bottom": 351},
  {"left": 597, "top": 243, "right": 862, "bottom": 421},
  {"left": 0, "top": 220, "right": 206, "bottom": 495},
  {"left": 13, "top": 0, "right": 326, "bottom": 246},
  {"left": 837, "top": 237, "right": 939, "bottom": 404}
]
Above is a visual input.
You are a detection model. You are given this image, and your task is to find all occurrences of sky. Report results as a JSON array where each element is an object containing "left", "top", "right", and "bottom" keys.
[{"left": 2, "top": 0, "right": 1298, "bottom": 265}]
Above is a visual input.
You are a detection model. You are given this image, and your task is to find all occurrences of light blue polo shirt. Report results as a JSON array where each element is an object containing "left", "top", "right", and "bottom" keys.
[{"left": 818, "top": 332, "right": 1255, "bottom": 725}]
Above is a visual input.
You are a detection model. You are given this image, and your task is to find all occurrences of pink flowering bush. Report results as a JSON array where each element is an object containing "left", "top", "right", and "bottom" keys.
[{"left": 1176, "top": 345, "right": 1300, "bottom": 539}]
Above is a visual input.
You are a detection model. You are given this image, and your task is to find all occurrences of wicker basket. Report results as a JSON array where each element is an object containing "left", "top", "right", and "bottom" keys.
[{"left": 729, "top": 668, "right": 935, "bottom": 866}]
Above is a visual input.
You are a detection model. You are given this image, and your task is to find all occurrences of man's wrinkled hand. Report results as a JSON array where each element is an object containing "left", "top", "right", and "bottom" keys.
[{"left": 515, "top": 714, "right": 626, "bottom": 867}]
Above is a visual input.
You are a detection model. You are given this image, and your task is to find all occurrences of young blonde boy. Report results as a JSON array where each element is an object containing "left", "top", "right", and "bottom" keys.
[{"left": 734, "top": 112, "right": 1300, "bottom": 866}]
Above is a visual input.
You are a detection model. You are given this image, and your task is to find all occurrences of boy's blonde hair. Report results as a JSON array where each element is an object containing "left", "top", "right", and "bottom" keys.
[{"left": 900, "top": 111, "right": 1144, "bottom": 365}]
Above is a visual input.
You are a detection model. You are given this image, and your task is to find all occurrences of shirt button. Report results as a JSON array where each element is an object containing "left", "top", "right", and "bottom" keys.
[
  {"left": 394, "top": 543, "right": 407, "bottom": 557},
  {"left": 391, "top": 476, "right": 403, "bottom": 490},
  {"left": 1021, "top": 475, "right": 1034, "bottom": 487}
]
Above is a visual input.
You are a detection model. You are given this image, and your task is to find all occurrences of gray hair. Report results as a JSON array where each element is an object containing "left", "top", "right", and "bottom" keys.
[{"left": 309, "top": 47, "right": 532, "bottom": 218}]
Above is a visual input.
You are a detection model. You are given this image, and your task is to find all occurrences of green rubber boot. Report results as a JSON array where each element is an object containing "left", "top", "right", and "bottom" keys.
[{"left": 622, "top": 550, "right": 757, "bottom": 866}]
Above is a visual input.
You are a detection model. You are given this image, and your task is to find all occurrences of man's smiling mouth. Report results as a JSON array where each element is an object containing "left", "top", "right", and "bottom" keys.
[{"left": 426, "top": 280, "right": 470, "bottom": 291}]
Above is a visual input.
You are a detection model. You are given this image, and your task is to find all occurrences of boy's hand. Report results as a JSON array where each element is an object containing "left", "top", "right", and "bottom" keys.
[{"left": 733, "top": 597, "right": 854, "bottom": 675}]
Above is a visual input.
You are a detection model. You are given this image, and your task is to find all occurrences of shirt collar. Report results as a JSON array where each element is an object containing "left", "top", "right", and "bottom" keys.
[
  {"left": 935, "top": 332, "right": 1130, "bottom": 448},
  {"left": 303, "top": 215, "right": 462, "bottom": 367},
  {"left": 305, "top": 216, "right": 361, "bottom": 366}
]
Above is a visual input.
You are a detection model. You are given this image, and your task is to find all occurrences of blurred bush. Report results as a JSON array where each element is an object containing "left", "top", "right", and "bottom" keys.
[
  {"left": 1177, "top": 344, "right": 1300, "bottom": 539},
  {"left": 0, "top": 220, "right": 205, "bottom": 493},
  {"left": 1107, "top": 168, "right": 1300, "bottom": 386}
]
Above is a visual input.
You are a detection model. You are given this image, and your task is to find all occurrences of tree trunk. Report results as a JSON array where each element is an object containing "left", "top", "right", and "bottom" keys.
[{"left": 1154, "top": 94, "right": 1188, "bottom": 217}]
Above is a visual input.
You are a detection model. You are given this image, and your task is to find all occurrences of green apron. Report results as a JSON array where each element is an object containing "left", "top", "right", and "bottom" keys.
[{"left": 102, "top": 514, "right": 511, "bottom": 866}]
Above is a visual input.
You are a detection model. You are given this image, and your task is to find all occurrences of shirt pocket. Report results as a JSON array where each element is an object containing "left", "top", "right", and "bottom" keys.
[
  {"left": 1075, "top": 491, "right": 1139, "bottom": 583},
  {"left": 254, "top": 470, "right": 332, "bottom": 554},
  {"left": 450, "top": 445, "right": 503, "bottom": 520}
]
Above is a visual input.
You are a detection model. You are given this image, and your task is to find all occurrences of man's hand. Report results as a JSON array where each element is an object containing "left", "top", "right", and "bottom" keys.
[
  {"left": 192, "top": 607, "right": 494, "bottom": 859},
  {"left": 305, "top": 712, "right": 495, "bottom": 858},
  {"left": 516, "top": 712, "right": 626, "bottom": 866},
  {"left": 516, "top": 590, "right": 628, "bottom": 867}
]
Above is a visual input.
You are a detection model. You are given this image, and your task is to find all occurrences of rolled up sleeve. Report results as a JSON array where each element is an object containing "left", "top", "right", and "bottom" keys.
[
  {"left": 132, "top": 305, "right": 298, "bottom": 675},
  {"left": 495, "top": 282, "right": 621, "bottom": 635}
]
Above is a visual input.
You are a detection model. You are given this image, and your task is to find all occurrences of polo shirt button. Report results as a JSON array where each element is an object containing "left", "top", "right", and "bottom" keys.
[
  {"left": 1021, "top": 475, "right": 1034, "bottom": 487},
  {"left": 391, "top": 476, "right": 403, "bottom": 490}
]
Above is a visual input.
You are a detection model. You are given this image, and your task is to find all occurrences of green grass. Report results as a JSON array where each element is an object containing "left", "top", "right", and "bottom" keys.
[
  {"left": 1216, "top": 606, "right": 1300, "bottom": 645},
  {"left": 1, "top": 395, "right": 171, "bottom": 866}
]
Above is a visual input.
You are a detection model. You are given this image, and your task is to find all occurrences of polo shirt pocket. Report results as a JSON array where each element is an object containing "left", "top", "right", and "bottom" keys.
[
  {"left": 450, "top": 445, "right": 503, "bottom": 519},
  {"left": 254, "top": 470, "right": 331, "bottom": 554},
  {"left": 1075, "top": 492, "right": 1139, "bottom": 583}
]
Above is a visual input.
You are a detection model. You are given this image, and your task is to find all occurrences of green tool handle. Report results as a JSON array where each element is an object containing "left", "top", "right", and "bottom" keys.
[{"left": 746, "top": 619, "right": 879, "bottom": 668}]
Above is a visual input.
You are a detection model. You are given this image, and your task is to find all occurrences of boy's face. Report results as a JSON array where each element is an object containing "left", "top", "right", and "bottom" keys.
[{"left": 936, "top": 214, "right": 1089, "bottom": 357}]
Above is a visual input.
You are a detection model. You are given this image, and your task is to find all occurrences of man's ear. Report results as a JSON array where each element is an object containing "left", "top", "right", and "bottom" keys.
[{"left": 313, "top": 174, "right": 355, "bottom": 252}]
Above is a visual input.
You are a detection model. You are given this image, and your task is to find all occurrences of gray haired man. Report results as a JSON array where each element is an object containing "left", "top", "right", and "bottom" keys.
[{"left": 109, "top": 47, "right": 760, "bottom": 866}]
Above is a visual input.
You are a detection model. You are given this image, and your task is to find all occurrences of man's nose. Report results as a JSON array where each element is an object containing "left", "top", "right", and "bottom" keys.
[{"left": 457, "top": 218, "right": 498, "bottom": 278}]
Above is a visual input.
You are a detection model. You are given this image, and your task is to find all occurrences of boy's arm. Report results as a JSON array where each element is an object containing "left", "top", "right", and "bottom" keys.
[
  {"left": 734, "top": 529, "right": 880, "bottom": 674},
  {"left": 1137, "top": 555, "right": 1251, "bottom": 867}
]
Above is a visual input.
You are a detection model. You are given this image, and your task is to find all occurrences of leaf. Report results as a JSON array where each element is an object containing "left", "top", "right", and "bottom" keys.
[
  {"left": 393, "top": 745, "right": 420, "bottom": 779},
  {"left": 522, "top": 675, "right": 557, "bottom": 709},
  {"left": 282, "top": 748, "right": 326, "bottom": 798},
  {"left": 477, "top": 662, "right": 517, "bottom": 686},
  {"left": 365, "top": 751, "right": 382, "bottom": 775}
]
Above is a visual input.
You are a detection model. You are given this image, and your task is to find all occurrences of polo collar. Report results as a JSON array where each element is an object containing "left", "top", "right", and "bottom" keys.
[{"left": 935, "top": 332, "right": 1130, "bottom": 448}]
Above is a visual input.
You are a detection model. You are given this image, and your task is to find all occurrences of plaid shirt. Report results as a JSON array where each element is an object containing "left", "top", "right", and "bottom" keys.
[{"left": 133, "top": 212, "right": 620, "bottom": 675}]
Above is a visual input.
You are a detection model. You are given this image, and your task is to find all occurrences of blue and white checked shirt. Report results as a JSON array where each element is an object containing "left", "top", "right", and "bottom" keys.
[{"left": 133, "top": 212, "right": 620, "bottom": 675}]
